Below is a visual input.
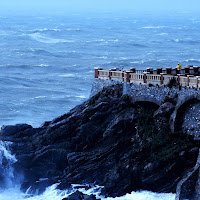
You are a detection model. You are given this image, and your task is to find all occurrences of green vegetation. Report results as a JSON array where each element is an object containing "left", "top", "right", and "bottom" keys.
[
  {"left": 122, "top": 94, "right": 131, "bottom": 102},
  {"left": 167, "top": 78, "right": 177, "bottom": 88},
  {"left": 162, "top": 96, "right": 176, "bottom": 104},
  {"left": 135, "top": 103, "right": 195, "bottom": 163}
]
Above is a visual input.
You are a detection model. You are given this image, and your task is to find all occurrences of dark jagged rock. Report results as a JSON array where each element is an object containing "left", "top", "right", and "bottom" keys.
[
  {"left": 0, "top": 84, "right": 199, "bottom": 198},
  {"left": 153, "top": 102, "right": 175, "bottom": 131},
  {"left": 62, "top": 191, "right": 99, "bottom": 200}
]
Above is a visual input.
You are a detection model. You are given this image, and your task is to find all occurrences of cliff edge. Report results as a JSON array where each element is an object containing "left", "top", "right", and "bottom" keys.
[{"left": 0, "top": 84, "right": 199, "bottom": 199}]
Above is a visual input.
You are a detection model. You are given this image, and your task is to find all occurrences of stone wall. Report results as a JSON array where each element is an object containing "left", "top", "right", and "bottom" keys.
[
  {"left": 91, "top": 79, "right": 200, "bottom": 140},
  {"left": 91, "top": 79, "right": 200, "bottom": 106},
  {"left": 90, "top": 79, "right": 123, "bottom": 97}
]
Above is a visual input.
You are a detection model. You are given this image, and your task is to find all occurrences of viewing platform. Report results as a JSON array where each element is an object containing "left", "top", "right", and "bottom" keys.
[
  {"left": 94, "top": 65, "right": 200, "bottom": 88},
  {"left": 92, "top": 65, "right": 200, "bottom": 139}
]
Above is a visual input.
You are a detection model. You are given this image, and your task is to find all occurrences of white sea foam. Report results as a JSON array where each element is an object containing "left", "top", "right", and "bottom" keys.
[
  {"left": 65, "top": 28, "right": 81, "bottom": 31},
  {"left": 173, "top": 38, "right": 180, "bottom": 43},
  {"left": 99, "top": 56, "right": 108, "bottom": 59},
  {"left": 101, "top": 191, "right": 175, "bottom": 200},
  {"left": 159, "top": 33, "right": 168, "bottom": 36},
  {"left": 108, "top": 39, "right": 119, "bottom": 43},
  {"left": 140, "top": 26, "right": 166, "bottom": 29},
  {"left": 0, "top": 184, "right": 175, "bottom": 200},
  {"left": 37, "top": 64, "right": 49, "bottom": 67},
  {"left": 0, "top": 184, "right": 70, "bottom": 200},
  {"left": 58, "top": 74, "right": 75, "bottom": 77},
  {"left": 0, "top": 141, "right": 17, "bottom": 164},
  {"left": 184, "top": 58, "right": 200, "bottom": 63},
  {"left": 34, "top": 96, "right": 47, "bottom": 99},
  {"left": 130, "top": 60, "right": 145, "bottom": 64},
  {"left": 32, "top": 28, "right": 61, "bottom": 32},
  {"left": 75, "top": 95, "right": 87, "bottom": 99},
  {"left": 29, "top": 33, "right": 74, "bottom": 44}
]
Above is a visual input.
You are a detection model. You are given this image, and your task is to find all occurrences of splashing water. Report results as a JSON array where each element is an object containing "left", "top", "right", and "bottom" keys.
[
  {"left": 0, "top": 141, "right": 17, "bottom": 188},
  {"left": 0, "top": 141, "right": 175, "bottom": 200},
  {"left": 0, "top": 183, "right": 175, "bottom": 200}
]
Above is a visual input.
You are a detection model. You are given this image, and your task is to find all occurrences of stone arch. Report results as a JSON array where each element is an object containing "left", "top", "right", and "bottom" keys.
[
  {"left": 129, "top": 96, "right": 162, "bottom": 106},
  {"left": 170, "top": 94, "right": 200, "bottom": 133}
]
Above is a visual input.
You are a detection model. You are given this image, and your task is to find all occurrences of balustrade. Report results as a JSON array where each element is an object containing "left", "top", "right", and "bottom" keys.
[{"left": 95, "top": 67, "right": 200, "bottom": 88}]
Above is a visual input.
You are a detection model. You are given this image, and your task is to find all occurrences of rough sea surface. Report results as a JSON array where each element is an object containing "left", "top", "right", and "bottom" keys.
[{"left": 0, "top": 11, "right": 200, "bottom": 199}]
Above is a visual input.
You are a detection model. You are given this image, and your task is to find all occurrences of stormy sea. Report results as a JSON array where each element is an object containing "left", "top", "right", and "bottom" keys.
[{"left": 0, "top": 11, "right": 200, "bottom": 199}]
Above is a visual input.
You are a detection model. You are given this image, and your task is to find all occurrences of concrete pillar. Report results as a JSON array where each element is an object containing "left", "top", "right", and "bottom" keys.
[
  {"left": 189, "top": 66, "right": 194, "bottom": 75},
  {"left": 130, "top": 68, "right": 136, "bottom": 73},
  {"left": 109, "top": 69, "right": 112, "bottom": 80},
  {"left": 143, "top": 72, "right": 147, "bottom": 84},
  {"left": 94, "top": 68, "right": 99, "bottom": 78},
  {"left": 122, "top": 71, "right": 124, "bottom": 82},
  {"left": 187, "top": 75, "right": 190, "bottom": 86},
  {"left": 157, "top": 68, "right": 162, "bottom": 74},
  {"left": 177, "top": 74, "right": 180, "bottom": 85},
  {"left": 126, "top": 71, "right": 130, "bottom": 83},
  {"left": 166, "top": 67, "right": 172, "bottom": 74},
  {"left": 160, "top": 73, "right": 164, "bottom": 85}
]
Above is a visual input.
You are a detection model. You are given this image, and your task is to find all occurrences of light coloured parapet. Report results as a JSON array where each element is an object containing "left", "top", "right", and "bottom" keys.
[{"left": 95, "top": 68, "right": 200, "bottom": 88}]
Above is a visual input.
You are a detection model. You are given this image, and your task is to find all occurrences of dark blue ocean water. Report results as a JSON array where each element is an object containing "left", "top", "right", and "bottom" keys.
[{"left": 0, "top": 12, "right": 200, "bottom": 127}]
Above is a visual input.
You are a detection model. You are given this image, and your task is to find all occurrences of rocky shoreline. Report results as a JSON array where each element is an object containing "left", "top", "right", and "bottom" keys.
[{"left": 0, "top": 84, "right": 199, "bottom": 199}]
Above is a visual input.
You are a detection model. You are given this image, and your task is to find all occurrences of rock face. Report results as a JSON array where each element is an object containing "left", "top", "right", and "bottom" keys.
[
  {"left": 62, "top": 190, "right": 99, "bottom": 200},
  {"left": 0, "top": 84, "right": 199, "bottom": 198}
]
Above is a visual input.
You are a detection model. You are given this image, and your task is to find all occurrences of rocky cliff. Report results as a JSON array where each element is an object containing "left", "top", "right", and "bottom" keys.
[{"left": 0, "top": 84, "right": 199, "bottom": 199}]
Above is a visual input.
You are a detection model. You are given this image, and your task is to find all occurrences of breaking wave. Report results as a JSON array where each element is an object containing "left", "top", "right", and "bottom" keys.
[
  {"left": 184, "top": 59, "right": 200, "bottom": 64},
  {"left": 0, "top": 183, "right": 175, "bottom": 200},
  {"left": 29, "top": 33, "right": 74, "bottom": 44},
  {"left": 171, "top": 38, "right": 200, "bottom": 45},
  {"left": 140, "top": 26, "right": 166, "bottom": 29}
]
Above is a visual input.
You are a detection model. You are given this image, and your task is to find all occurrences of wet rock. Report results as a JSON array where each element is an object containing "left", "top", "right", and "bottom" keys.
[
  {"left": 153, "top": 102, "right": 175, "bottom": 131},
  {"left": 62, "top": 191, "right": 99, "bottom": 200},
  {"left": 0, "top": 84, "right": 198, "bottom": 198}
]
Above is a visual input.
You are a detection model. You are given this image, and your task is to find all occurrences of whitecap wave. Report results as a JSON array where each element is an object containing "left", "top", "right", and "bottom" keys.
[
  {"left": 36, "top": 64, "right": 49, "bottom": 67},
  {"left": 159, "top": 33, "right": 168, "bottom": 36},
  {"left": 0, "top": 184, "right": 70, "bottom": 200},
  {"left": 32, "top": 28, "right": 61, "bottom": 33},
  {"left": 29, "top": 33, "right": 74, "bottom": 44},
  {"left": 140, "top": 26, "right": 166, "bottom": 29},
  {"left": 34, "top": 96, "right": 47, "bottom": 99},
  {"left": 101, "top": 191, "right": 175, "bottom": 200},
  {"left": 184, "top": 59, "right": 200, "bottom": 63},
  {"left": 75, "top": 95, "right": 87, "bottom": 99},
  {"left": 171, "top": 38, "right": 200, "bottom": 44},
  {"left": 65, "top": 28, "right": 81, "bottom": 31},
  {"left": 0, "top": 181, "right": 175, "bottom": 200},
  {"left": 172, "top": 38, "right": 180, "bottom": 43},
  {"left": 58, "top": 74, "right": 75, "bottom": 77}
]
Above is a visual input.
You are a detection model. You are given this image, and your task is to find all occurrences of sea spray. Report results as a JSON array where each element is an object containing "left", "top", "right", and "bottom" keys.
[
  {"left": 0, "top": 141, "right": 17, "bottom": 188},
  {"left": 0, "top": 183, "right": 175, "bottom": 200},
  {"left": 0, "top": 142, "right": 176, "bottom": 200}
]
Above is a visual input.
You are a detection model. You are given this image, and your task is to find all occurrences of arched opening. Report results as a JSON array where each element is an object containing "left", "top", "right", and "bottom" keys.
[{"left": 174, "top": 98, "right": 200, "bottom": 134}]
